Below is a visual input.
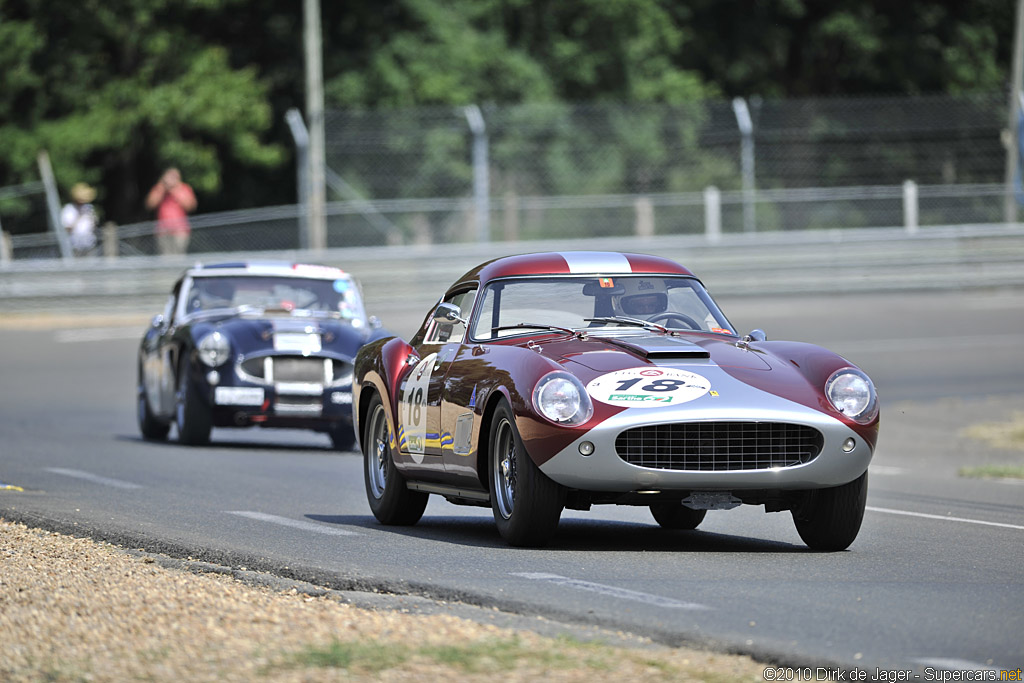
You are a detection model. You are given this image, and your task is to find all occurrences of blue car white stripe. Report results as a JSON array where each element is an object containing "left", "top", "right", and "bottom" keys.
[{"left": 560, "top": 251, "right": 632, "bottom": 274}]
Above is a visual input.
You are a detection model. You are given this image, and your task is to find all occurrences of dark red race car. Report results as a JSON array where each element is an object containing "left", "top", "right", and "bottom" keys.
[{"left": 352, "top": 251, "right": 879, "bottom": 550}]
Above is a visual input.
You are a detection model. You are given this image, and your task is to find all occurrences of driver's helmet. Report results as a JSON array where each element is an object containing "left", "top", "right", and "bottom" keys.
[{"left": 618, "top": 278, "right": 668, "bottom": 316}]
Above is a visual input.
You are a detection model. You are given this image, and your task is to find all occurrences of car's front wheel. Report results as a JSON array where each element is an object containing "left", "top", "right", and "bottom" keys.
[
  {"left": 650, "top": 502, "right": 707, "bottom": 530},
  {"left": 490, "top": 400, "right": 565, "bottom": 547},
  {"left": 137, "top": 362, "right": 170, "bottom": 441},
  {"left": 363, "top": 393, "right": 427, "bottom": 525},
  {"left": 792, "top": 471, "right": 868, "bottom": 551},
  {"left": 175, "top": 356, "right": 212, "bottom": 446}
]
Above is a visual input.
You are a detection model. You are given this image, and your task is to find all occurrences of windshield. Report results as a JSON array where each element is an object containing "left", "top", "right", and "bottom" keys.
[
  {"left": 184, "top": 275, "right": 365, "bottom": 322},
  {"left": 469, "top": 276, "right": 734, "bottom": 340}
]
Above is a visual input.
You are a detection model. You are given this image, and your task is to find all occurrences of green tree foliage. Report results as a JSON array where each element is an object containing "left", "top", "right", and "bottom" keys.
[
  {"left": 0, "top": 0, "right": 283, "bottom": 225},
  {"left": 0, "top": 0, "right": 1015, "bottom": 233},
  {"left": 672, "top": 0, "right": 1011, "bottom": 97},
  {"left": 324, "top": 0, "right": 711, "bottom": 106}
]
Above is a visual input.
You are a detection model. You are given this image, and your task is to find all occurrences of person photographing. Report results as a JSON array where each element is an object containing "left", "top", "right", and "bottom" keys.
[{"left": 146, "top": 167, "right": 197, "bottom": 255}]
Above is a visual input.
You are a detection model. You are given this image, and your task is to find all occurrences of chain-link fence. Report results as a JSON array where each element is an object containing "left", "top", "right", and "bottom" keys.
[
  {"left": 1, "top": 93, "right": 1016, "bottom": 261},
  {"left": 0, "top": 181, "right": 51, "bottom": 259}
]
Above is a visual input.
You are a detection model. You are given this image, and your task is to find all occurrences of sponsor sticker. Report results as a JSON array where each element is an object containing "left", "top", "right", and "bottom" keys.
[{"left": 586, "top": 367, "right": 711, "bottom": 408}]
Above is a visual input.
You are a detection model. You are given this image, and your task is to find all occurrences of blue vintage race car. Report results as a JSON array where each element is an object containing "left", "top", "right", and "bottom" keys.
[{"left": 138, "top": 262, "right": 389, "bottom": 449}]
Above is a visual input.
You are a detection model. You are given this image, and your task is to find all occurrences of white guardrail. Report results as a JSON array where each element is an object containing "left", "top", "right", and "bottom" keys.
[{"left": 1, "top": 224, "right": 1023, "bottom": 321}]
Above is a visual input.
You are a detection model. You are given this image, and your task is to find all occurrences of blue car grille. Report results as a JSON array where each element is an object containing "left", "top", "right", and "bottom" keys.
[
  {"left": 615, "top": 422, "right": 824, "bottom": 471},
  {"left": 238, "top": 355, "right": 352, "bottom": 385}
]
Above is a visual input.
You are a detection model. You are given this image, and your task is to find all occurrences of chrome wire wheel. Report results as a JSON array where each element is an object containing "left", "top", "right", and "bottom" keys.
[
  {"left": 174, "top": 371, "right": 188, "bottom": 431},
  {"left": 492, "top": 417, "right": 517, "bottom": 520},
  {"left": 362, "top": 392, "right": 428, "bottom": 526},
  {"left": 366, "top": 402, "right": 389, "bottom": 500}
]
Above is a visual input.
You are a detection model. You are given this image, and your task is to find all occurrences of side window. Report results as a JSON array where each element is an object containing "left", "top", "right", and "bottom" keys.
[{"left": 425, "top": 288, "right": 477, "bottom": 344}]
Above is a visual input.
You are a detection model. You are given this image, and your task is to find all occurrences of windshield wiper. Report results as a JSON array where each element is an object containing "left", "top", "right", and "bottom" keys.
[
  {"left": 584, "top": 316, "right": 668, "bottom": 333},
  {"left": 491, "top": 322, "right": 579, "bottom": 336}
]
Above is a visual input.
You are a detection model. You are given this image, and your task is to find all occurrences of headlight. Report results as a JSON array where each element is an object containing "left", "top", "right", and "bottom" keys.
[
  {"left": 826, "top": 368, "right": 878, "bottom": 423},
  {"left": 533, "top": 372, "right": 593, "bottom": 425},
  {"left": 197, "top": 331, "right": 231, "bottom": 367}
]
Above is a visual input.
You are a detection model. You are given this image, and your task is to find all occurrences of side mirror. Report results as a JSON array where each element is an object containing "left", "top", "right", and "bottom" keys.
[
  {"left": 744, "top": 329, "right": 767, "bottom": 342},
  {"left": 150, "top": 314, "right": 165, "bottom": 329},
  {"left": 432, "top": 302, "right": 466, "bottom": 326}
]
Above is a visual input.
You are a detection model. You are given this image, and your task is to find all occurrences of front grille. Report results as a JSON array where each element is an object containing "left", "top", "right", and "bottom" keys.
[
  {"left": 238, "top": 356, "right": 351, "bottom": 386},
  {"left": 273, "top": 357, "right": 327, "bottom": 383},
  {"left": 615, "top": 422, "right": 824, "bottom": 471}
]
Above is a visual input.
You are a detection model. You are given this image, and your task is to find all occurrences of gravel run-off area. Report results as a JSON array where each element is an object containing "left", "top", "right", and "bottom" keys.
[{"left": 0, "top": 518, "right": 769, "bottom": 682}]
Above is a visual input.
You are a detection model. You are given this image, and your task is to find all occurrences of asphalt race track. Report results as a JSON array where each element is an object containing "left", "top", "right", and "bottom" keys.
[{"left": 1, "top": 289, "right": 1022, "bottom": 675}]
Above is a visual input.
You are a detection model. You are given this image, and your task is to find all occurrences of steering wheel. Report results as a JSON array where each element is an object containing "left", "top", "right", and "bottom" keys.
[{"left": 648, "top": 312, "right": 701, "bottom": 330}]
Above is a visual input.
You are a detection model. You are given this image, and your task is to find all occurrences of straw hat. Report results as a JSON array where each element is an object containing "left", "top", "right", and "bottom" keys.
[{"left": 70, "top": 182, "right": 96, "bottom": 203}]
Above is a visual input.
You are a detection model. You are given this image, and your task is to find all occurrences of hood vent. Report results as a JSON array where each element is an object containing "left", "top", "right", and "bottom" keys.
[{"left": 593, "top": 335, "right": 710, "bottom": 360}]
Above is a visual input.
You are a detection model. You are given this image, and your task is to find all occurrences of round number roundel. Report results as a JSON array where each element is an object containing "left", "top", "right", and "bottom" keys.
[{"left": 586, "top": 367, "right": 711, "bottom": 408}]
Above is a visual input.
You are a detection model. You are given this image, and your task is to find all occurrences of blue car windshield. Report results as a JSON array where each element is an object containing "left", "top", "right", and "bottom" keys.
[
  {"left": 469, "top": 275, "right": 734, "bottom": 339},
  {"left": 186, "top": 275, "right": 364, "bottom": 321}
]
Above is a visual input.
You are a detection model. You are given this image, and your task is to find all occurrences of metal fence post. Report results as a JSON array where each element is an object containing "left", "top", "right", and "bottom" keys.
[
  {"left": 303, "top": 0, "right": 327, "bottom": 251},
  {"left": 634, "top": 196, "right": 654, "bottom": 237},
  {"left": 903, "top": 180, "right": 919, "bottom": 234},
  {"left": 285, "top": 108, "right": 311, "bottom": 250},
  {"left": 37, "top": 150, "right": 72, "bottom": 260},
  {"left": 503, "top": 191, "right": 519, "bottom": 241},
  {"left": 732, "top": 97, "right": 756, "bottom": 233},
  {"left": 0, "top": 228, "right": 10, "bottom": 264},
  {"left": 102, "top": 222, "right": 119, "bottom": 259},
  {"left": 704, "top": 186, "right": 721, "bottom": 243},
  {"left": 463, "top": 104, "right": 490, "bottom": 242}
]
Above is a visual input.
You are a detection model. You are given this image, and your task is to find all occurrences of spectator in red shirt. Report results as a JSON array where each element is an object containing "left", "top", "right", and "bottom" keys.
[{"left": 146, "top": 167, "right": 197, "bottom": 256}]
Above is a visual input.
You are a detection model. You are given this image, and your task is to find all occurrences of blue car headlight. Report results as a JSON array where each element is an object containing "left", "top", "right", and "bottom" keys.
[
  {"left": 533, "top": 371, "right": 593, "bottom": 425},
  {"left": 826, "top": 367, "right": 878, "bottom": 423},
  {"left": 197, "top": 331, "right": 231, "bottom": 367}
]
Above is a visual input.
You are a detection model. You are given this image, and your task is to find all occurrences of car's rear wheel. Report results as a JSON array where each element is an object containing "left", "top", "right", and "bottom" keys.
[
  {"left": 649, "top": 503, "right": 707, "bottom": 530},
  {"left": 792, "top": 471, "right": 868, "bottom": 551},
  {"left": 490, "top": 400, "right": 565, "bottom": 547},
  {"left": 363, "top": 393, "right": 427, "bottom": 525},
  {"left": 137, "top": 362, "right": 170, "bottom": 441},
  {"left": 328, "top": 423, "right": 356, "bottom": 451},
  {"left": 175, "top": 356, "right": 212, "bottom": 446}
]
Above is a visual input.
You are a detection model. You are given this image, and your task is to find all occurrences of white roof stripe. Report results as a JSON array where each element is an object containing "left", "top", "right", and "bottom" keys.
[
  {"left": 559, "top": 252, "right": 633, "bottom": 274},
  {"left": 188, "top": 263, "right": 348, "bottom": 280}
]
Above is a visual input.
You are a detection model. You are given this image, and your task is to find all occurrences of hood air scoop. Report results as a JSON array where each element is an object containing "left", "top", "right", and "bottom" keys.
[{"left": 594, "top": 335, "right": 710, "bottom": 360}]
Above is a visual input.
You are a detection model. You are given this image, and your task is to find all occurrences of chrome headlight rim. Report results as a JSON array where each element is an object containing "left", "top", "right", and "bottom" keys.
[
  {"left": 825, "top": 367, "right": 878, "bottom": 424},
  {"left": 532, "top": 371, "right": 594, "bottom": 426},
  {"left": 197, "top": 331, "right": 231, "bottom": 367}
]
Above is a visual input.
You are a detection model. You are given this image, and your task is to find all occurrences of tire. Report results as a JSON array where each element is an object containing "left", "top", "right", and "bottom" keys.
[
  {"left": 490, "top": 400, "right": 565, "bottom": 547},
  {"left": 175, "top": 356, "right": 212, "bottom": 446},
  {"left": 137, "top": 363, "right": 170, "bottom": 441},
  {"left": 329, "top": 423, "right": 356, "bottom": 451},
  {"left": 363, "top": 393, "right": 427, "bottom": 525},
  {"left": 650, "top": 503, "right": 707, "bottom": 530},
  {"left": 792, "top": 471, "right": 868, "bottom": 552}
]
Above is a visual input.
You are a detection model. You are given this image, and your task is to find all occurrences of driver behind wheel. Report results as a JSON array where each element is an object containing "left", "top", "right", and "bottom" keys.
[{"left": 617, "top": 278, "right": 667, "bottom": 317}]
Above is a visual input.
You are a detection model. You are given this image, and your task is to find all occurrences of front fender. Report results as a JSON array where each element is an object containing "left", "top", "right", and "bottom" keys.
[
  {"left": 353, "top": 336, "right": 413, "bottom": 451},
  {"left": 750, "top": 341, "right": 880, "bottom": 449}
]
